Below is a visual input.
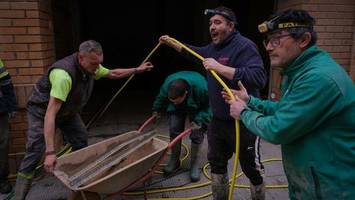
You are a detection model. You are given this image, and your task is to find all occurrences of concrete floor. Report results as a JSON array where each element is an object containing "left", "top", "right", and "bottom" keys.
[{"left": 1, "top": 90, "right": 289, "bottom": 200}]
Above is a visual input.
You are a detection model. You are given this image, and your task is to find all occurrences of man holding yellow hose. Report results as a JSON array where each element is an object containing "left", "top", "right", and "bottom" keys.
[
  {"left": 13, "top": 40, "right": 153, "bottom": 200},
  {"left": 226, "top": 9, "right": 355, "bottom": 199},
  {"left": 159, "top": 6, "right": 266, "bottom": 200}
]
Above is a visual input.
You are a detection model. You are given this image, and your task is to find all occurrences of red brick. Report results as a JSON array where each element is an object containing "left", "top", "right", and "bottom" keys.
[
  {"left": 7, "top": 68, "right": 17, "bottom": 76},
  {"left": 12, "top": 138, "right": 26, "bottom": 145},
  {"left": 0, "top": 35, "right": 14, "bottom": 43},
  {"left": 28, "top": 51, "right": 46, "bottom": 59},
  {"left": 334, "top": 32, "right": 353, "bottom": 39},
  {"left": 0, "top": 27, "right": 27, "bottom": 35},
  {"left": 335, "top": 19, "right": 353, "bottom": 26},
  {"left": 10, "top": 2, "right": 38, "bottom": 10},
  {"left": 31, "top": 75, "right": 41, "bottom": 83},
  {"left": 330, "top": 52, "right": 351, "bottom": 59},
  {"left": 1, "top": 44, "right": 29, "bottom": 51},
  {"left": 14, "top": 35, "right": 42, "bottom": 43},
  {"left": 30, "top": 43, "right": 54, "bottom": 52},
  {"left": 39, "top": 11, "right": 49, "bottom": 20},
  {"left": 18, "top": 67, "right": 43, "bottom": 75},
  {"left": 325, "top": 26, "right": 345, "bottom": 33},
  {"left": 0, "top": 52, "right": 16, "bottom": 60},
  {"left": 14, "top": 86, "right": 26, "bottom": 108},
  {"left": 27, "top": 27, "right": 40, "bottom": 34},
  {"left": 0, "top": 10, "right": 25, "bottom": 18},
  {"left": 10, "top": 122, "right": 28, "bottom": 131},
  {"left": 16, "top": 52, "right": 29, "bottom": 59},
  {"left": 0, "top": 2, "right": 10, "bottom": 9},
  {"left": 13, "top": 18, "right": 40, "bottom": 27},
  {"left": 0, "top": 19, "right": 11, "bottom": 26},
  {"left": 6, "top": 60, "right": 30, "bottom": 68},
  {"left": 12, "top": 75, "right": 32, "bottom": 84},
  {"left": 26, "top": 10, "right": 40, "bottom": 18},
  {"left": 318, "top": 4, "right": 354, "bottom": 12}
]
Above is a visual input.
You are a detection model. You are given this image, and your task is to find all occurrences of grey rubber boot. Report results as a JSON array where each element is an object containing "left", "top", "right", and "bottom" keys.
[
  {"left": 189, "top": 143, "right": 201, "bottom": 182},
  {"left": 250, "top": 182, "right": 265, "bottom": 200},
  {"left": 163, "top": 140, "right": 181, "bottom": 176},
  {"left": 13, "top": 175, "right": 32, "bottom": 200},
  {"left": 211, "top": 173, "right": 228, "bottom": 200}
]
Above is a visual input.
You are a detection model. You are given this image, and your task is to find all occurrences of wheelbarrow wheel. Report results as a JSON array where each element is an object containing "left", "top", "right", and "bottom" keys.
[{"left": 67, "top": 191, "right": 101, "bottom": 200}]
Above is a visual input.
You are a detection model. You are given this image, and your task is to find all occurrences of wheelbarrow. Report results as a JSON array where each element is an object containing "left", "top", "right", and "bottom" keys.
[{"left": 53, "top": 115, "right": 193, "bottom": 199}]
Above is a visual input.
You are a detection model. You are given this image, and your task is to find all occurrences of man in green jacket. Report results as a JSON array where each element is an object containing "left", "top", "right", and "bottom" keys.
[
  {"left": 224, "top": 9, "right": 355, "bottom": 199},
  {"left": 152, "top": 71, "right": 211, "bottom": 182}
]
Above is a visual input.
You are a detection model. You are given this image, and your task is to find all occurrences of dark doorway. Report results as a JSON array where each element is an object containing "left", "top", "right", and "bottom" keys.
[{"left": 52, "top": 0, "right": 275, "bottom": 125}]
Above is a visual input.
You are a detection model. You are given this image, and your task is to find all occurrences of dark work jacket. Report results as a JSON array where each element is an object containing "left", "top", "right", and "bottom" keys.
[
  {"left": 184, "top": 32, "right": 266, "bottom": 120},
  {"left": 0, "top": 66, "right": 17, "bottom": 114},
  {"left": 27, "top": 53, "right": 94, "bottom": 119}
]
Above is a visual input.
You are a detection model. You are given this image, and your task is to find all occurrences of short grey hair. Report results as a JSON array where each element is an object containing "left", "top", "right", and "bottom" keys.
[{"left": 79, "top": 40, "right": 103, "bottom": 54}]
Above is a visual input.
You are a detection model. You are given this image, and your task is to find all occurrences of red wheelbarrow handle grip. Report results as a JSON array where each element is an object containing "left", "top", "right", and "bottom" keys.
[
  {"left": 138, "top": 115, "right": 156, "bottom": 133},
  {"left": 168, "top": 128, "right": 193, "bottom": 149}
]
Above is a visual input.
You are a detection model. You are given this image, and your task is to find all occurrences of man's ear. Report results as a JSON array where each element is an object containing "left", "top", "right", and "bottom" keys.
[{"left": 299, "top": 32, "right": 312, "bottom": 49}]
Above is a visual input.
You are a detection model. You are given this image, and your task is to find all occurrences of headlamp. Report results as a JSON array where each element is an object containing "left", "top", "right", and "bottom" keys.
[
  {"left": 204, "top": 8, "right": 237, "bottom": 24},
  {"left": 258, "top": 15, "right": 312, "bottom": 34}
]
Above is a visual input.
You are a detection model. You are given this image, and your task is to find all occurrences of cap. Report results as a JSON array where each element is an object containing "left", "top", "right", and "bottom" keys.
[{"left": 204, "top": 6, "right": 237, "bottom": 25}]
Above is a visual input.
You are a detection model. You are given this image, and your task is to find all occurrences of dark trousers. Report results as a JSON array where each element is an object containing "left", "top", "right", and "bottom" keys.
[
  {"left": 0, "top": 113, "right": 9, "bottom": 182},
  {"left": 18, "top": 112, "right": 88, "bottom": 174},
  {"left": 207, "top": 117, "right": 264, "bottom": 185},
  {"left": 168, "top": 112, "right": 206, "bottom": 144}
]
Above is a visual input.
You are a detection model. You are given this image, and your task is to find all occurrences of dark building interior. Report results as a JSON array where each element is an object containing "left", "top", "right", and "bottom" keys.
[{"left": 51, "top": 0, "right": 275, "bottom": 125}]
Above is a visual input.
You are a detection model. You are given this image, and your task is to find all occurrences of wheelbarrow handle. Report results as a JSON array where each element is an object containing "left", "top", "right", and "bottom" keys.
[
  {"left": 137, "top": 115, "right": 156, "bottom": 133},
  {"left": 168, "top": 128, "right": 193, "bottom": 149}
]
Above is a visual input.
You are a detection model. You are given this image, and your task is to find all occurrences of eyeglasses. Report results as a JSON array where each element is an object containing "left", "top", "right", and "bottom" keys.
[{"left": 263, "top": 34, "right": 292, "bottom": 48}]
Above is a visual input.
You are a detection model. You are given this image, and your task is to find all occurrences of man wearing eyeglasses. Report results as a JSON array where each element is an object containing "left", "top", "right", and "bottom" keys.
[
  {"left": 225, "top": 9, "right": 355, "bottom": 199},
  {"left": 159, "top": 6, "right": 266, "bottom": 200}
]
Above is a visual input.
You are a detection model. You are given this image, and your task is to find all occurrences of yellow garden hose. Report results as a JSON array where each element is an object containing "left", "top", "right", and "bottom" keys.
[
  {"left": 166, "top": 37, "right": 240, "bottom": 200},
  {"left": 123, "top": 136, "right": 287, "bottom": 199}
]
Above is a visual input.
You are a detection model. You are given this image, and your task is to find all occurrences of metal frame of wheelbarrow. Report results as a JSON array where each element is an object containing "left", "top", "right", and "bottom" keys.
[{"left": 104, "top": 115, "right": 193, "bottom": 200}]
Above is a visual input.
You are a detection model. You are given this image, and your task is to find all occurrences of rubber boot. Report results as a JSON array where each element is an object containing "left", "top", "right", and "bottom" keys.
[
  {"left": 163, "top": 140, "right": 181, "bottom": 176},
  {"left": 189, "top": 143, "right": 201, "bottom": 182},
  {"left": 13, "top": 175, "right": 32, "bottom": 200},
  {"left": 211, "top": 173, "right": 228, "bottom": 200},
  {"left": 250, "top": 182, "right": 265, "bottom": 200}
]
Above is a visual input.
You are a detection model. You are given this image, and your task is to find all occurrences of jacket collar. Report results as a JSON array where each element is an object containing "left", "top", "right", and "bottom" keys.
[
  {"left": 282, "top": 45, "right": 321, "bottom": 76},
  {"left": 213, "top": 31, "right": 238, "bottom": 49}
]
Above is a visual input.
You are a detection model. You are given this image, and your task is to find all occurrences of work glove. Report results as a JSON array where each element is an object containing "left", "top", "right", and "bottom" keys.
[{"left": 190, "top": 121, "right": 201, "bottom": 131}]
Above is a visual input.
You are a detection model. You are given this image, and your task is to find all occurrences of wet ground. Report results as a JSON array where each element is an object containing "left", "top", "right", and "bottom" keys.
[{"left": 2, "top": 91, "right": 289, "bottom": 200}]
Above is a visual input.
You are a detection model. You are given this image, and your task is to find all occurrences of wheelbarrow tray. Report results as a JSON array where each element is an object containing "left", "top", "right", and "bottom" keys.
[{"left": 53, "top": 130, "right": 168, "bottom": 194}]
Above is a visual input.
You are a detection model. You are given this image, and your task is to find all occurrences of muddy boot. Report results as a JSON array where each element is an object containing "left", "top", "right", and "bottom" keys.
[
  {"left": 163, "top": 140, "right": 181, "bottom": 176},
  {"left": 0, "top": 180, "right": 12, "bottom": 194},
  {"left": 250, "top": 182, "right": 265, "bottom": 200},
  {"left": 13, "top": 175, "right": 32, "bottom": 200},
  {"left": 211, "top": 173, "right": 228, "bottom": 200},
  {"left": 189, "top": 143, "right": 201, "bottom": 182}
]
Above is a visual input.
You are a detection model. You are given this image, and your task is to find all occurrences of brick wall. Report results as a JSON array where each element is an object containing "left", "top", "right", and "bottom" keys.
[
  {"left": 270, "top": 0, "right": 355, "bottom": 100},
  {"left": 0, "top": 0, "right": 55, "bottom": 172}
]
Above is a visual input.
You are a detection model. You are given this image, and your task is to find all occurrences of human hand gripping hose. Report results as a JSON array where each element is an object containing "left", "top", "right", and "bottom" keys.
[{"left": 164, "top": 36, "right": 241, "bottom": 200}]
